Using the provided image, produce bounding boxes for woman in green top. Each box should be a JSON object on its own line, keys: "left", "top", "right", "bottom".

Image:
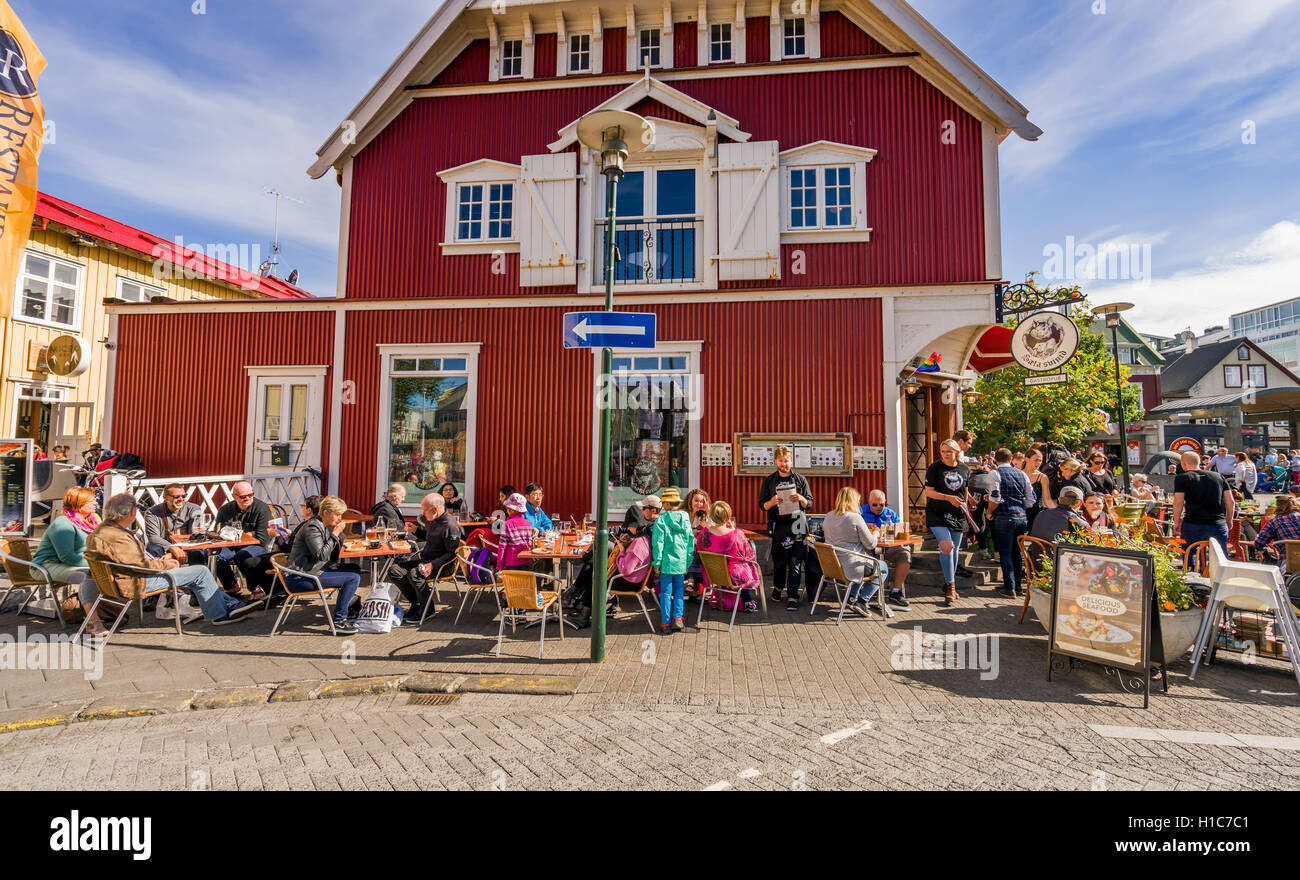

{"left": 651, "top": 487, "right": 695, "bottom": 634}
{"left": 32, "top": 487, "right": 101, "bottom": 632}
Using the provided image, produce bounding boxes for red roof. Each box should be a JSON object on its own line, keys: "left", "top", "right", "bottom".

{"left": 33, "top": 192, "right": 315, "bottom": 300}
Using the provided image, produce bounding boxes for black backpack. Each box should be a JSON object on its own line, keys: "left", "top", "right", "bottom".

{"left": 1041, "top": 443, "right": 1072, "bottom": 485}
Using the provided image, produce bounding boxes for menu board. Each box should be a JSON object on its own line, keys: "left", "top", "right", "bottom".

{"left": 853, "top": 446, "right": 886, "bottom": 470}
{"left": 0, "top": 439, "right": 33, "bottom": 536}
{"left": 732, "top": 433, "right": 853, "bottom": 478}
{"left": 1047, "top": 543, "right": 1165, "bottom": 706}
{"left": 701, "top": 443, "right": 733, "bottom": 467}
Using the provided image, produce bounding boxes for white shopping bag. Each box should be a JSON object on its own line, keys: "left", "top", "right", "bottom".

{"left": 156, "top": 592, "right": 203, "bottom": 623}
{"left": 355, "top": 581, "right": 401, "bottom": 634}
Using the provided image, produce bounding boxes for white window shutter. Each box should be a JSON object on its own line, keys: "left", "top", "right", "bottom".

{"left": 716, "top": 140, "right": 781, "bottom": 281}
{"left": 518, "top": 153, "right": 578, "bottom": 287}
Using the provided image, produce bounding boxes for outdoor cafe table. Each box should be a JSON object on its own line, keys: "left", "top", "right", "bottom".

{"left": 173, "top": 533, "right": 261, "bottom": 575}
{"left": 340, "top": 539, "right": 413, "bottom": 585}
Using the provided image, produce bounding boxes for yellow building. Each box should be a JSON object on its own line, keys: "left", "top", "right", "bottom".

{"left": 2, "top": 192, "right": 313, "bottom": 456}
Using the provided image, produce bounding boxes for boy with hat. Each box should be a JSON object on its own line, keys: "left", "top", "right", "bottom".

{"left": 651, "top": 488, "right": 695, "bottom": 633}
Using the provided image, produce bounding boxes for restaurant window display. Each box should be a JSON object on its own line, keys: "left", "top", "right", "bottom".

{"left": 380, "top": 349, "right": 477, "bottom": 507}
{"left": 602, "top": 349, "right": 700, "bottom": 513}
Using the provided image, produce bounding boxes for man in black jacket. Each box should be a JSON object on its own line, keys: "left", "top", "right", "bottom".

{"left": 214, "top": 481, "right": 273, "bottom": 595}
{"left": 400, "top": 493, "right": 461, "bottom": 618}
{"left": 370, "top": 483, "right": 417, "bottom": 536}
{"left": 759, "top": 446, "right": 813, "bottom": 610}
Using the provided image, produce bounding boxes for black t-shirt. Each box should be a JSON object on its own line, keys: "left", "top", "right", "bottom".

{"left": 1175, "top": 469, "right": 1230, "bottom": 526}
{"left": 924, "top": 461, "right": 970, "bottom": 530}
{"left": 1049, "top": 473, "right": 1094, "bottom": 502}
{"left": 1084, "top": 468, "right": 1116, "bottom": 495}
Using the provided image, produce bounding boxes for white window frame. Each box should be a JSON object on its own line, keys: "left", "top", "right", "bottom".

{"left": 710, "top": 22, "right": 733, "bottom": 63}
{"left": 243, "top": 365, "right": 327, "bottom": 475}
{"left": 1248, "top": 364, "right": 1267, "bottom": 388}
{"left": 598, "top": 161, "right": 706, "bottom": 290}
{"left": 13, "top": 250, "right": 83, "bottom": 332}
{"left": 452, "top": 181, "right": 515, "bottom": 244}
{"left": 569, "top": 33, "right": 592, "bottom": 72}
{"left": 501, "top": 38, "right": 524, "bottom": 78}
{"left": 116, "top": 275, "right": 165, "bottom": 303}
{"left": 437, "top": 159, "right": 522, "bottom": 255}
{"left": 1223, "top": 364, "right": 1242, "bottom": 388}
{"left": 638, "top": 27, "right": 662, "bottom": 69}
{"left": 782, "top": 17, "right": 807, "bottom": 58}
{"left": 778, "top": 141, "right": 876, "bottom": 243}
{"left": 376, "top": 343, "right": 481, "bottom": 514}
{"left": 589, "top": 341, "right": 702, "bottom": 519}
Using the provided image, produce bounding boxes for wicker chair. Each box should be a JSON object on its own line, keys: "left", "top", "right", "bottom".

{"left": 607, "top": 545, "right": 659, "bottom": 633}
{"left": 496, "top": 570, "right": 562, "bottom": 658}
{"left": 74, "top": 553, "right": 185, "bottom": 650}
{"left": 0, "top": 537, "right": 72, "bottom": 625}
{"left": 269, "top": 553, "right": 341, "bottom": 636}
{"left": 806, "top": 540, "right": 883, "bottom": 625}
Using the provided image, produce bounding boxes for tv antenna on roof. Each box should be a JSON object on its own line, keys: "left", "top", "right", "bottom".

{"left": 263, "top": 186, "right": 306, "bottom": 279}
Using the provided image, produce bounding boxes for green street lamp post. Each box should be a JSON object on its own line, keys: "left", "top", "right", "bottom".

{"left": 1092, "top": 301, "right": 1136, "bottom": 495}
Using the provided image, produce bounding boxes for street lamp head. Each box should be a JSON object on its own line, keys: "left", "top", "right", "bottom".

{"left": 576, "top": 109, "right": 654, "bottom": 179}
{"left": 1091, "top": 300, "right": 1135, "bottom": 328}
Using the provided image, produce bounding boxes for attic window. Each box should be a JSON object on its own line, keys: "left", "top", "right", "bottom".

{"left": 501, "top": 39, "right": 523, "bottom": 78}
{"left": 710, "top": 23, "right": 732, "bottom": 62}
{"left": 639, "top": 28, "right": 662, "bottom": 68}
{"left": 1237, "top": 345, "right": 1250, "bottom": 360}
{"left": 782, "top": 18, "right": 806, "bottom": 58}
{"left": 569, "top": 34, "right": 591, "bottom": 72}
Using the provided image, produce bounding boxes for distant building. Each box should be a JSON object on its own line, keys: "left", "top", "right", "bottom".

{"left": 1230, "top": 297, "right": 1300, "bottom": 369}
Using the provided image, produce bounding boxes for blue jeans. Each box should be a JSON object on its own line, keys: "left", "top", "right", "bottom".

{"left": 287, "top": 570, "right": 361, "bottom": 625}
{"left": 215, "top": 544, "right": 271, "bottom": 591}
{"left": 659, "top": 573, "right": 685, "bottom": 625}
{"left": 849, "top": 560, "right": 888, "bottom": 601}
{"left": 929, "top": 526, "right": 964, "bottom": 583}
{"left": 1181, "top": 522, "right": 1229, "bottom": 554}
{"left": 992, "top": 513, "right": 1028, "bottom": 594}
{"left": 144, "top": 565, "right": 238, "bottom": 621}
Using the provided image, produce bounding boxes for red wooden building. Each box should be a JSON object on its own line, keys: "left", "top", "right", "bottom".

{"left": 104, "top": 0, "right": 1038, "bottom": 525}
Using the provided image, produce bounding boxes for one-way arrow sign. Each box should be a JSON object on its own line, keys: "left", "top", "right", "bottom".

{"left": 563, "top": 311, "right": 657, "bottom": 349}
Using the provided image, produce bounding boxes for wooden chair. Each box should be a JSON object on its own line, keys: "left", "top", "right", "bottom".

{"left": 1183, "top": 540, "right": 1210, "bottom": 577}
{"left": 1016, "top": 535, "right": 1054, "bottom": 624}
{"left": 607, "top": 545, "right": 659, "bottom": 633}
{"left": 807, "top": 541, "right": 883, "bottom": 625}
{"left": 269, "top": 553, "right": 341, "bottom": 636}
{"left": 496, "top": 570, "right": 562, "bottom": 658}
{"left": 74, "top": 554, "right": 186, "bottom": 650}
{"left": 0, "top": 537, "right": 72, "bottom": 625}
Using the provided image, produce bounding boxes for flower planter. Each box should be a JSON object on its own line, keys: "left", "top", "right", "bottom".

{"left": 1027, "top": 589, "right": 1205, "bottom": 663}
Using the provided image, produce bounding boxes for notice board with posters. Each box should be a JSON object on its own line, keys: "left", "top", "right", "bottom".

{"left": 1047, "top": 543, "right": 1166, "bottom": 707}
{"left": 0, "top": 439, "right": 33, "bottom": 536}
{"left": 732, "top": 433, "right": 853, "bottom": 478}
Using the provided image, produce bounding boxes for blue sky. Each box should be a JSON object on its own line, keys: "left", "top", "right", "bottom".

{"left": 15, "top": 0, "right": 1300, "bottom": 337}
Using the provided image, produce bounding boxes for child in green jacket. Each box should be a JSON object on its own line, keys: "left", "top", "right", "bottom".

{"left": 651, "top": 488, "right": 695, "bottom": 633}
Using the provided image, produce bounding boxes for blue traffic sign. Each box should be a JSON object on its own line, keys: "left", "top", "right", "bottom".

{"left": 562, "top": 311, "right": 657, "bottom": 349}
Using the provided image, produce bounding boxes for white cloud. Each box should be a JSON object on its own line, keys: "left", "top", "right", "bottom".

{"left": 1092, "top": 220, "right": 1300, "bottom": 337}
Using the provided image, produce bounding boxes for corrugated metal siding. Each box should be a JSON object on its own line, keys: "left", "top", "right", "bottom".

{"left": 820, "top": 10, "right": 888, "bottom": 56}
{"left": 431, "top": 38, "right": 488, "bottom": 85}
{"left": 534, "top": 33, "right": 557, "bottom": 78}
{"left": 111, "top": 311, "right": 334, "bottom": 480}
{"left": 603, "top": 27, "right": 627, "bottom": 73}
{"left": 746, "top": 16, "right": 770, "bottom": 62}
{"left": 674, "top": 27, "right": 695, "bottom": 68}
{"left": 349, "top": 65, "right": 985, "bottom": 297}
{"left": 339, "top": 298, "right": 884, "bottom": 521}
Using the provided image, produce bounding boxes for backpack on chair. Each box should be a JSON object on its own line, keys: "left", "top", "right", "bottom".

{"left": 466, "top": 546, "right": 495, "bottom": 584}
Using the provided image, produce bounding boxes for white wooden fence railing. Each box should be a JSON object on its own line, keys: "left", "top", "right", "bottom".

{"left": 104, "top": 471, "right": 323, "bottom": 527}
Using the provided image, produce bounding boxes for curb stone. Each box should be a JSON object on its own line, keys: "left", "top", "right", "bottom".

{"left": 0, "top": 669, "right": 582, "bottom": 734}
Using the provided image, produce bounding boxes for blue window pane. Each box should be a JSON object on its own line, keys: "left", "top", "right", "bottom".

{"left": 614, "top": 171, "right": 644, "bottom": 218}
{"left": 442, "top": 358, "right": 467, "bottom": 371}
{"left": 613, "top": 228, "right": 645, "bottom": 281}
{"left": 657, "top": 226, "right": 696, "bottom": 280}
{"left": 663, "top": 356, "right": 686, "bottom": 370}
{"left": 791, "top": 189, "right": 805, "bottom": 208}
{"left": 611, "top": 358, "right": 632, "bottom": 371}
{"left": 656, "top": 169, "right": 695, "bottom": 216}
{"left": 633, "top": 357, "right": 659, "bottom": 370}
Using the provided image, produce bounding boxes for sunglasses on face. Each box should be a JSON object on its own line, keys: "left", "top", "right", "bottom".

{"left": 235, "top": 493, "right": 254, "bottom": 501}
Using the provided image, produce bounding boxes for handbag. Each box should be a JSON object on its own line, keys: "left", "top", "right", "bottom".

{"left": 60, "top": 594, "right": 86, "bottom": 624}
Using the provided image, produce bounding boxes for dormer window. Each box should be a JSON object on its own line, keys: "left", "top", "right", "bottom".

{"left": 710, "top": 23, "right": 732, "bottom": 62}
{"left": 569, "top": 34, "right": 592, "bottom": 72}
{"left": 782, "top": 18, "right": 806, "bottom": 58}
{"left": 501, "top": 39, "right": 523, "bottom": 78}
{"left": 638, "top": 28, "right": 662, "bottom": 68}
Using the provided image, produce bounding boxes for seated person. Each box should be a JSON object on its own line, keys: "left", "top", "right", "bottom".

{"left": 1029, "top": 487, "right": 1090, "bottom": 543}
{"left": 568, "top": 526, "right": 653, "bottom": 629}
{"left": 285, "top": 495, "right": 359, "bottom": 635}
{"left": 695, "top": 500, "right": 761, "bottom": 613}
{"left": 1253, "top": 495, "right": 1300, "bottom": 565}
{"left": 1082, "top": 493, "right": 1114, "bottom": 531}
{"left": 822, "top": 488, "right": 886, "bottom": 616}
{"left": 86, "top": 493, "right": 254, "bottom": 626}
{"left": 496, "top": 493, "right": 536, "bottom": 571}
{"left": 142, "top": 483, "right": 207, "bottom": 565}
{"left": 1129, "top": 474, "right": 1159, "bottom": 502}
{"left": 399, "top": 493, "right": 461, "bottom": 618}
{"left": 523, "top": 483, "right": 554, "bottom": 532}
{"left": 859, "top": 489, "right": 912, "bottom": 609}
{"left": 213, "top": 481, "right": 274, "bottom": 598}
{"left": 438, "top": 482, "right": 465, "bottom": 516}
{"left": 371, "top": 483, "right": 417, "bottom": 535}
{"left": 488, "top": 484, "right": 517, "bottom": 532}
{"left": 32, "top": 488, "right": 100, "bottom": 632}
{"left": 621, "top": 494, "right": 662, "bottom": 537}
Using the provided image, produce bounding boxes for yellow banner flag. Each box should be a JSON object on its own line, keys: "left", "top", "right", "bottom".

{"left": 0, "top": 0, "right": 43, "bottom": 319}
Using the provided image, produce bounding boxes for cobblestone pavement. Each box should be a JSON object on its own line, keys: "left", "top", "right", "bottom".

{"left": 2, "top": 578, "right": 1298, "bottom": 789}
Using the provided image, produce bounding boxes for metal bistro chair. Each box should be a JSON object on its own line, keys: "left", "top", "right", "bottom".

{"left": 496, "top": 570, "right": 563, "bottom": 658}
{"left": 450, "top": 546, "right": 504, "bottom": 626}
{"left": 1016, "top": 535, "right": 1054, "bottom": 625}
{"left": 0, "top": 537, "right": 73, "bottom": 625}
{"left": 606, "top": 545, "right": 660, "bottom": 634}
{"left": 697, "top": 549, "right": 767, "bottom": 632}
{"left": 807, "top": 540, "right": 886, "bottom": 626}
{"left": 419, "top": 544, "right": 473, "bottom": 625}
{"left": 74, "top": 554, "right": 186, "bottom": 650}
{"left": 269, "top": 553, "right": 341, "bottom": 636}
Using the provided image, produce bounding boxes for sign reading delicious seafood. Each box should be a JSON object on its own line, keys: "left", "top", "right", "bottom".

{"left": 1010, "top": 310, "right": 1079, "bottom": 372}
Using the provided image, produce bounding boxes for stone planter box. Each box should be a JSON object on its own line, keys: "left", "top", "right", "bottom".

{"left": 1026, "top": 589, "right": 1205, "bottom": 664}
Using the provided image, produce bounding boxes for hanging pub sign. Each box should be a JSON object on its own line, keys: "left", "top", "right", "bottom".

{"left": 1046, "top": 543, "right": 1167, "bottom": 708}
{"left": 1010, "top": 310, "right": 1080, "bottom": 372}
{"left": 1169, "top": 437, "right": 1202, "bottom": 455}
{"left": 0, "top": 439, "right": 33, "bottom": 536}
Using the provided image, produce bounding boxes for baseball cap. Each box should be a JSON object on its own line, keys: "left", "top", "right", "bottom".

{"left": 640, "top": 494, "right": 662, "bottom": 510}
{"left": 1058, "top": 486, "right": 1084, "bottom": 502}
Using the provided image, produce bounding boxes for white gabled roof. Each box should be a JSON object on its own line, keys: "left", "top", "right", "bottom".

{"left": 307, "top": 0, "right": 1039, "bottom": 179}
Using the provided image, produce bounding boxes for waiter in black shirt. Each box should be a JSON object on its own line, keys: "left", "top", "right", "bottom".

{"left": 759, "top": 445, "right": 813, "bottom": 611}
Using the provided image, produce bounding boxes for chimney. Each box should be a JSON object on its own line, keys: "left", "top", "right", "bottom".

{"left": 1178, "top": 329, "right": 1197, "bottom": 353}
